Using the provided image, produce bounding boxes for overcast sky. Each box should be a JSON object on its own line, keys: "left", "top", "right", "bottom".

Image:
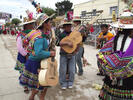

{"left": 0, "top": 0, "right": 90, "bottom": 18}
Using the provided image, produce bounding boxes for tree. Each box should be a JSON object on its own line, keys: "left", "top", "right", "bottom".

{"left": 11, "top": 18, "right": 21, "bottom": 25}
{"left": 42, "top": 7, "right": 56, "bottom": 16}
{"left": 55, "top": 0, "right": 73, "bottom": 16}
{"left": 122, "top": 0, "right": 133, "bottom": 12}
{"left": 122, "top": 0, "right": 129, "bottom": 3}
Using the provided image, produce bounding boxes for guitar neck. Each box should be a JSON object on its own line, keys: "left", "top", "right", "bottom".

{"left": 50, "top": 38, "right": 56, "bottom": 62}
{"left": 51, "top": 57, "right": 55, "bottom": 62}
{"left": 74, "top": 25, "right": 86, "bottom": 36}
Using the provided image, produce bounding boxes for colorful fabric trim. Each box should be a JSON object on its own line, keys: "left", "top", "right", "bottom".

{"left": 14, "top": 60, "right": 25, "bottom": 73}
{"left": 99, "top": 83, "right": 133, "bottom": 100}
{"left": 99, "top": 39, "right": 113, "bottom": 54}
{"left": 16, "top": 30, "right": 32, "bottom": 40}
{"left": 16, "top": 32, "right": 26, "bottom": 39}
{"left": 98, "top": 52, "right": 133, "bottom": 79}
{"left": 19, "top": 69, "right": 48, "bottom": 91}
{"left": 22, "top": 30, "right": 42, "bottom": 54}
{"left": 19, "top": 59, "right": 50, "bottom": 91}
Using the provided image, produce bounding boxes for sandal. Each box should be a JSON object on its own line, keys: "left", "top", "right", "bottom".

{"left": 29, "top": 97, "right": 34, "bottom": 100}
{"left": 24, "top": 87, "right": 29, "bottom": 94}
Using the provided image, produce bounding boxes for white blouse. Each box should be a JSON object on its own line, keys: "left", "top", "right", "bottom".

{"left": 116, "top": 35, "right": 132, "bottom": 52}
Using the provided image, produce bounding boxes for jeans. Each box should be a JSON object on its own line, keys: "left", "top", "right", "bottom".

{"left": 59, "top": 55, "right": 75, "bottom": 87}
{"left": 76, "top": 46, "right": 84, "bottom": 74}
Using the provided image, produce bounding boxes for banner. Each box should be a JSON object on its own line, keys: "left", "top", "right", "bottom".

{"left": 112, "top": 10, "right": 116, "bottom": 22}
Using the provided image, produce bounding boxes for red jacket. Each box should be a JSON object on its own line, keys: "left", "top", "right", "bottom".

{"left": 11, "top": 30, "right": 15, "bottom": 35}
{"left": 3, "top": 30, "right": 7, "bottom": 35}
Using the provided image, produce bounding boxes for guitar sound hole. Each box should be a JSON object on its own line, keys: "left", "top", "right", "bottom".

{"left": 50, "top": 77, "right": 55, "bottom": 79}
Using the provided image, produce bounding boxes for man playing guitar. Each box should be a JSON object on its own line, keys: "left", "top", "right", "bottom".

{"left": 57, "top": 20, "right": 76, "bottom": 90}
{"left": 97, "top": 24, "right": 114, "bottom": 76}
{"left": 97, "top": 24, "right": 114, "bottom": 49}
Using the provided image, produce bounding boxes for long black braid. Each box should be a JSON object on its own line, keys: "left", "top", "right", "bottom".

{"left": 113, "top": 32, "right": 120, "bottom": 52}
{"left": 113, "top": 29, "right": 131, "bottom": 52}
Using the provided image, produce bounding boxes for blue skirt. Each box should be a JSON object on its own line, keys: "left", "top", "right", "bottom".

{"left": 15, "top": 53, "right": 26, "bottom": 73}
{"left": 19, "top": 59, "right": 48, "bottom": 91}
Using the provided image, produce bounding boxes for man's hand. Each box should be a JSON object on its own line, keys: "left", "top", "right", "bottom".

{"left": 50, "top": 51, "right": 56, "bottom": 57}
{"left": 67, "top": 42, "right": 73, "bottom": 48}
{"left": 60, "top": 40, "right": 73, "bottom": 48}
{"left": 97, "top": 37, "right": 106, "bottom": 41}
{"left": 100, "top": 37, "right": 106, "bottom": 41}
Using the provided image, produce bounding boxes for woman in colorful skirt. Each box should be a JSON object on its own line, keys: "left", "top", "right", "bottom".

{"left": 97, "top": 11, "right": 133, "bottom": 100}
{"left": 15, "top": 20, "right": 35, "bottom": 93}
{"left": 19, "top": 13, "right": 55, "bottom": 100}
{"left": 15, "top": 20, "right": 35, "bottom": 73}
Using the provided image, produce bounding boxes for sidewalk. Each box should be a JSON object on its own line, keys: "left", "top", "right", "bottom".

{"left": 0, "top": 35, "right": 34, "bottom": 100}
{"left": 0, "top": 34, "right": 103, "bottom": 100}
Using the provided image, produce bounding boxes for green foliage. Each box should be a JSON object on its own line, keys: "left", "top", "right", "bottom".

{"left": 11, "top": 18, "right": 21, "bottom": 25}
{"left": 42, "top": 7, "right": 56, "bottom": 16}
{"left": 55, "top": 0, "right": 73, "bottom": 16}
{"left": 122, "top": 0, "right": 129, "bottom": 3}
{"left": 122, "top": 0, "right": 133, "bottom": 12}
{"left": 5, "top": 22, "right": 11, "bottom": 27}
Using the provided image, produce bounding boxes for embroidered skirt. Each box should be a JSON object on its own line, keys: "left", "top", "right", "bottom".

{"left": 99, "top": 76, "right": 133, "bottom": 100}
{"left": 15, "top": 53, "right": 26, "bottom": 73}
{"left": 19, "top": 59, "right": 49, "bottom": 91}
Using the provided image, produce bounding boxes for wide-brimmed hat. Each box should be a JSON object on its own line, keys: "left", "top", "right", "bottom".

{"left": 35, "top": 13, "right": 50, "bottom": 29}
{"left": 19, "top": 19, "right": 36, "bottom": 26}
{"left": 19, "top": 10, "right": 36, "bottom": 26}
{"left": 73, "top": 16, "right": 81, "bottom": 22}
{"left": 59, "top": 19, "right": 72, "bottom": 27}
{"left": 111, "top": 12, "right": 133, "bottom": 29}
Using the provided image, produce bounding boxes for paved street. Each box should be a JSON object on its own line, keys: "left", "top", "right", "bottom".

{"left": 0, "top": 34, "right": 103, "bottom": 100}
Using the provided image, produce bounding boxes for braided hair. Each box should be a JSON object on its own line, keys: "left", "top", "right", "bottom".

{"left": 113, "top": 29, "right": 131, "bottom": 52}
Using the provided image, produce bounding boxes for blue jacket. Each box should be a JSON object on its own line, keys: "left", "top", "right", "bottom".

{"left": 29, "top": 38, "right": 50, "bottom": 61}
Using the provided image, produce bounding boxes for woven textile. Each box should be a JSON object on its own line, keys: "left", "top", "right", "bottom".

{"left": 99, "top": 83, "right": 133, "bottom": 100}
{"left": 97, "top": 38, "right": 133, "bottom": 79}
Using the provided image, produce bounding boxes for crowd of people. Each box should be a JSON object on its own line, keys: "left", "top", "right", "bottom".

{"left": 0, "top": 28, "right": 20, "bottom": 35}
{"left": 13, "top": 11, "right": 90, "bottom": 100}
{"left": 5, "top": 7, "right": 133, "bottom": 100}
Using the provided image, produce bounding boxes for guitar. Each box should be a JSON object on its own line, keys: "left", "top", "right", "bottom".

{"left": 60, "top": 26, "right": 82, "bottom": 53}
{"left": 38, "top": 29, "right": 58, "bottom": 86}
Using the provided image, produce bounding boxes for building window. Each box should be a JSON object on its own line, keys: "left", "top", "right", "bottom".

{"left": 110, "top": 6, "right": 118, "bottom": 15}
{"left": 81, "top": 11, "right": 86, "bottom": 17}
{"left": 92, "top": 9, "right": 96, "bottom": 16}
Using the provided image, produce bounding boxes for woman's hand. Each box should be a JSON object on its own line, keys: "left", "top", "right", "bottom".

{"left": 38, "top": 69, "right": 41, "bottom": 73}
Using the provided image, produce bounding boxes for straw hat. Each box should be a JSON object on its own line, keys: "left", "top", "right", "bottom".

{"left": 73, "top": 16, "right": 81, "bottom": 21}
{"left": 19, "top": 19, "right": 36, "bottom": 26}
{"left": 19, "top": 10, "right": 36, "bottom": 26}
{"left": 111, "top": 12, "right": 133, "bottom": 29}
{"left": 35, "top": 13, "right": 50, "bottom": 29}
{"left": 59, "top": 19, "right": 72, "bottom": 27}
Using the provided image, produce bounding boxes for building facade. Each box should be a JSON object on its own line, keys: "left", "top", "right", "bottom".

{"left": 74, "top": 0, "right": 127, "bottom": 19}
{"left": 0, "top": 12, "right": 12, "bottom": 23}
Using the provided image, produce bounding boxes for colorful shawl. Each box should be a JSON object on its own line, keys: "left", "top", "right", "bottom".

{"left": 22, "top": 30, "right": 42, "bottom": 53}
{"left": 97, "top": 37, "right": 133, "bottom": 79}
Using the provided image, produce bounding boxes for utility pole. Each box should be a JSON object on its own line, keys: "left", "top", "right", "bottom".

{"left": 117, "top": 0, "right": 120, "bottom": 18}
